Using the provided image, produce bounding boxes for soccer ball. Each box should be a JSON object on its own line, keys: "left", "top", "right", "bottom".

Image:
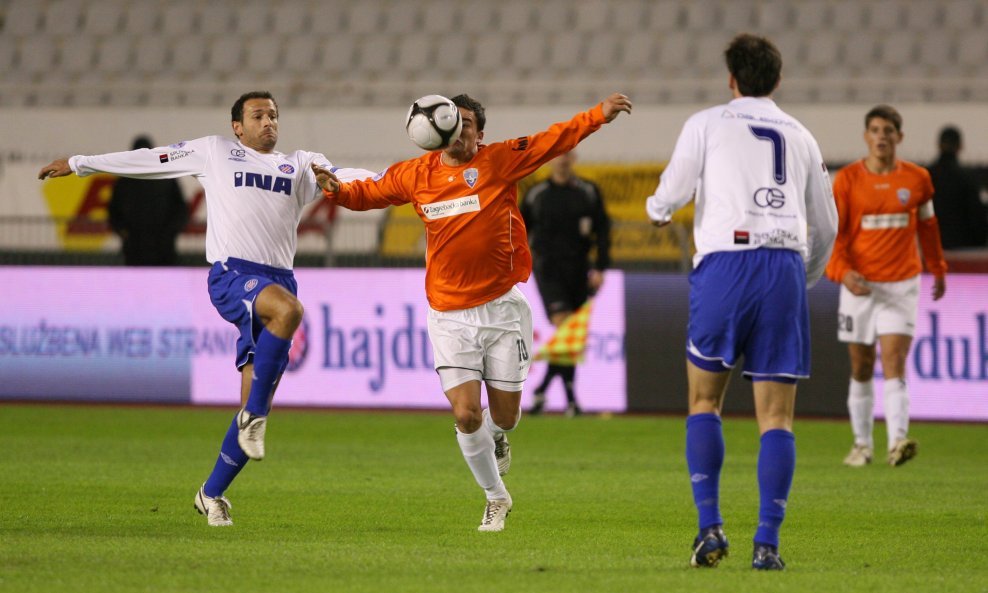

{"left": 405, "top": 95, "right": 462, "bottom": 151}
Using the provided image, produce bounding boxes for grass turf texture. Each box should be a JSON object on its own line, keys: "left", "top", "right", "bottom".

{"left": 0, "top": 405, "right": 985, "bottom": 593}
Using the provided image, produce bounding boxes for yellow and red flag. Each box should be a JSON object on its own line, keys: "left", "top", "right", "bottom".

{"left": 534, "top": 299, "right": 593, "bottom": 365}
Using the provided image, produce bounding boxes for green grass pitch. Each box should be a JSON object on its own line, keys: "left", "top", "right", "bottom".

{"left": 1, "top": 404, "right": 986, "bottom": 593}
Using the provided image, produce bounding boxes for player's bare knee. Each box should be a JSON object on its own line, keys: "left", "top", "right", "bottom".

{"left": 491, "top": 407, "right": 520, "bottom": 431}
{"left": 454, "top": 408, "right": 483, "bottom": 433}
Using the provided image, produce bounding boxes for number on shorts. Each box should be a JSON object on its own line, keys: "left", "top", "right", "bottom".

{"left": 749, "top": 125, "right": 787, "bottom": 185}
{"left": 838, "top": 313, "right": 853, "bottom": 332}
{"left": 516, "top": 339, "right": 529, "bottom": 362}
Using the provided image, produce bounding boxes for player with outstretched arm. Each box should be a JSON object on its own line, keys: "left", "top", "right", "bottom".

{"left": 315, "top": 92, "right": 631, "bottom": 532}
{"left": 38, "top": 91, "right": 374, "bottom": 526}
{"left": 645, "top": 35, "right": 838, "bottom": 570}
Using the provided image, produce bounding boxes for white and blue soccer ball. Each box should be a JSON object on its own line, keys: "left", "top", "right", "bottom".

{"left": 405, "top": 94, "right": 462, "bottom": 151}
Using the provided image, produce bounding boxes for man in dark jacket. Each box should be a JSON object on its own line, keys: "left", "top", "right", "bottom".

{"left": 520, "top": 151, "right": 611, "bottom": 416}
{"left": 928, "top": 126, "right": 987, "bottom": 249}
{"left": 108, "top": 135, "right": 189, "bottom": 265}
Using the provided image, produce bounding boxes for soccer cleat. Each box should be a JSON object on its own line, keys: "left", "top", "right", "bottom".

{"left": 564, "top": 403, "right": 583, "bottom": 418}
{"left": 478, "top": 494, "right": 512, "bottom": 532}
{"left": 194, "top": 485, "right": 233, "bottom": 527}
{"left": 843, "top": 444, "right": 873, "bottom": 467}
{"left": 888, "top": 438, "right": 918, "bottom": 467}
{"left": 690, "top": 525, "right": 729, "bottom": 567}
{"left": 236, "top": 408, "right": 267, "bottom": 460}
{"left": 493, "top": 432, "right": 511, "bottom": 476}
{"left": 752, "top": 543, "right": 786, "bottom": 570}
{"left": 528, "top": 392, "right": 546, "bottom": 416}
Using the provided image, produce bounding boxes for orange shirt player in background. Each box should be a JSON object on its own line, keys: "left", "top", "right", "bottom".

{"left": 314, "top": 92, "right": 631, "bottom": 532}
{"left": 825, "top": 104, "right": 947, "bottom": 469}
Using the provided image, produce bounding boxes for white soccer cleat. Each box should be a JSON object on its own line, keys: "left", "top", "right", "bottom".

{"left": 493, "top": 433, "right": 511, "bottom": 476}
{"left": 194, "top": 485, "right": 233, "bottom": 527}
{"left": 478, "top": 495, "right": 513, "bottom": 532}
{"left": 237, "top": 408, "right": 267, "bottom": 460}
{"left": 843, "top": 444, "right": 873, "bottom": 467}
{"left": 888, "top": 438, "right": 918, "bottom": 467}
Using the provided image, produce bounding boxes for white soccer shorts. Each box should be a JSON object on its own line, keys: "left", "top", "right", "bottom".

{"left": 428, "top": 286, "right": 534, "bottom": 392}
{"left": 837, "top": 275, "right": 920, "bottom": 345}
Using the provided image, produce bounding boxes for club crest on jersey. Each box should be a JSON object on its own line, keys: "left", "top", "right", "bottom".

{"left": 233, "top": 172, "right": 293, "bottom": 195}
{"left": 463, "top": 168, "right": 478, "bottom": 188}
{"left": 897, "top": 188, "right": 911, "bottom": 205}
{"left": 279, "top": 164, "right": 295, "bottom": 174}
{"left": 244, "top": 279, "right": 258, "bottom": 292}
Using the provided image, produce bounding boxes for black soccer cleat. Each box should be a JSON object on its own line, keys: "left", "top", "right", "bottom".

{"left": 690, "top": 525, "right": 729, "bottom": 567}
{"left": 751, "top": 543, "right": 786, "bottom": 570}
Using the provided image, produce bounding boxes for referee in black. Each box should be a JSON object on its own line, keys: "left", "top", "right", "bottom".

{"left": 520, "top": 150, "right": 611, "bottom": 417}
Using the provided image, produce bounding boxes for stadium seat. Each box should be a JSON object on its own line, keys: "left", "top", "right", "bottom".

{"left": 879, "top": 35, "right": 916, "bottom": 72}
{"left": 2, "top": 0, "right": 45, "bottom": 35}
{"left": 283, "top": 37, "right": 321, "bottom": 74}
{"left": 915, "top": 32, "right": 956, "bottom": 74}
{"left": 533, "top": 0, "right": 575, "bottom": 32}
{"left": 509, "top": 32, "right": 549, "bottom": 76}
{"left": 235, "top": 0, "right": 273, "bottom": 35}
{"left": 683, "top": 1, "right": 721, "bottom": 30}
{"left": 199, "top": 4, "right": 235, "bottom": 34}
{"left": 583, "top": 33, "right": 621, "bottom": 75}
{"left": 956, "top": 30, "right": 988, "bottom": 69}
{"left": 0, "top": 36, "right": 17, "bottom": 72}
{"left": 18, "top": 36, "right": 58, "bottom": 75}
{"left": 208, "top": 38, "right": 244, "bottom": 73}
{"left": 867, "top": 0, "right": 904, "bottom": 31}
{"left": 648, "top": 0, "right": 685, "bottom": 31}
{"left": 58, "top": 36, "right": 97, "bottom": 76}
{"left": 497, "top": 0, "right": 536, "bottom": 32}
{"left": 792, "top": 0, "right": 832, "bottom": 30}
{"left": 654, "top": 31, "right": 694, "bottom": 78}
{"left": 345, "top": 2, "right": 384, "bottom": 34}
{"left": 161, "top": 1, "right": 199, "bottom": 35}
{"left": 841, "top": 34, "right": 877, "bottom": 70}
{"left": 719, "top": 2, "right": 754, "bottom": 32}
{"left": 122, "top": 3, "right": 160, "bottom": 34}
{"left": 470, "top": 33, "right": 510, "bottom": 75}
{"left": 573, "top": 0, "right": 609, "bottom": 32}
{"left": 903, "top": 0, "right": 942, "bottom": 30}
{"left": 693, "top": 31, "right": 728, "bottom": 77}
{"left": 356, "top": 36, "right": 394, "bottom": 75}
{"left": 419, "top": 0, "right": 458, "bottom": 34}
{"left": 457, "top": 1, "right": 497, "bottom": 34}
{"left": 547, "top": 32, "right": 585, "bottom": 75}
{"left": 383, "top": 1, "right": 423, "bottom": 33}
{"left": 753, "top": 0, "right": 793, "bottom": 32}
{"left": 244, "top": 37, "right": 283, "bottom": 75}
{"left": 611, "top": 0, "right": 650, "bottom": 31}
{"left": 832, "top": 0, "right": 869, "bottom": 31}
{"left": 271, "top": 1, "right": 312, "bottom": 34}
{"left": 135, "top": 35, "right": 171, "bottom": 74}
{"left": 95, "top": 36, "right": 134, "bottom": 74}
{"left": 942, "top": 0, "right": 983, "bottom": 29}
{"left": 318, "top": 35, "right": 359, "bottom": 78}
{"left": 394, "top": 36, "right": 434, "bottom": 76}
{"left": 434, "top": 35, "right": 470, "bottom": 79}
{"left": 82, "top": 1, "right": 127, "bottom": 35}
{"left": 44, "top": 0, "right": 86, "bottom": 35}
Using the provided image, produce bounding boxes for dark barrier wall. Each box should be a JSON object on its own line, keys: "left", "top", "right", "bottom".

{"left": 625, "top": 273, "right": 850, "bottom": 416}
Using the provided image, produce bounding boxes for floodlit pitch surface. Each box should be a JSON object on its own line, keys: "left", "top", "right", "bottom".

{"left": 0, "top": 404, "right": 984, "bottom": 593}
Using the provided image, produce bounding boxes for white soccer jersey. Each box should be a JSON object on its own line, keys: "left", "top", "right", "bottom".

{"left": 646, "top": 96, "right": 838, "bottom": 286}
{"left": 69, "top": 136, "right": 374, "bottom": 269}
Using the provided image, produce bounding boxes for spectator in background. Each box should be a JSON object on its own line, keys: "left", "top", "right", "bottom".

{"left": 107, "top": 136, "right": 189, "bottom": 266}
{"left": 927, "top": 126, "right": 988, "bottom": 249}
{"left": 520, "top": 151, "right": 611, "bottom": 417}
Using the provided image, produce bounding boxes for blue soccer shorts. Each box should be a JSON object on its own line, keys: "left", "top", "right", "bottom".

{"left": 686, "top": 248, "right": 810, "bottom": 383}
{"left": 207, "top": 257, "right": 298, "bottom": 369}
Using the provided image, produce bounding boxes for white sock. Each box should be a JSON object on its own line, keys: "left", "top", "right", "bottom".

{"left": 847, "top": 378, "right": 875, "bottom": 449}
{"left": 456, "top": 423, "right": 509, "bottom": 501}
{"left": 482, "top": 407, "right": 520, "bottom": 437}
{"left": 883, "top": 377, "right": 910, "bottom": 450}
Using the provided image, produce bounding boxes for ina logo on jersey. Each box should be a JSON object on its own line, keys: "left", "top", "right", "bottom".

{"left": 233, "top": 172, "right": 292, "bottom": 195}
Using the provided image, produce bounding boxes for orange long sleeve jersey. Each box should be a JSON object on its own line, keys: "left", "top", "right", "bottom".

{"left": 825, "top": 159, "right": 947, "bottom": 284}
{"left": 325, "top": 104, "right": 606, "bottom": 311}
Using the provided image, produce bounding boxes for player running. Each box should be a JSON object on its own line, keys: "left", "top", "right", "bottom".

{"left": 646, "top": 34, "right": 838, "bottom": 570}
{"left": 38, "top": 91, "right": 373, "bottom": 526}
{"left": 825, "top": 105, "right": 947, "bottom": 469}
{"left": 315, "top": 92, "right": 631, "bottom": 532}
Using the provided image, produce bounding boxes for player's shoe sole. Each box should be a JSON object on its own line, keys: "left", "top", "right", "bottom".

{"left": 690, "top": 525, "right": 729, "bottom": 567}
{"left": 888, "top": 438, "right": 918, "bottom": 467}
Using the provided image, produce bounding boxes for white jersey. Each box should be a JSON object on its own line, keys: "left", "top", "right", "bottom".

{"left": 646, "top": 96, "right": 838, "bottom": 286}
{"left": 69, "top": 135, "right": 373, "bottom": 269}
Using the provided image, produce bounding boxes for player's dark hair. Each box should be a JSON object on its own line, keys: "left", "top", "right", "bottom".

{"left": 724, "top": 34, "right": 782, "bottom": 97}
{"left": 231, "top": 91, "right": 278, "bottom": 122}
{"left": 451, "top": 94, "right": 486, "bottom": 132}
{"left": 938, "top": 125, "right": 962, "bottom": 153}
{"left": 864, "top": 104, "right": 903, "bottom": 133}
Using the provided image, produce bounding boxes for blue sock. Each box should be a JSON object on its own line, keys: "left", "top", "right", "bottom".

{"left": 686, "top": 413, "right": 724, "bottom": 531}
{"left": 245, "top": 328, "right": 292, "bottom": 416}
{"left": 203, "top": 415, "right": 249, "bottom": 498}
{"left": 754, "top": 429, "right": 796, "bottom": 548}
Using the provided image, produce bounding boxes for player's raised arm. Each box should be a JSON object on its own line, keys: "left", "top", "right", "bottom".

{"left": 313, "top": 162, "right": 409, "bottom": 211}
{"left": 40, "top": 138, "right": 211, "bottom": 182}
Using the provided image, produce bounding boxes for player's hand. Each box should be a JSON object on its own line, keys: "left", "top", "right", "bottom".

{"left": 932, "top": 276, "right": 946, "bottom": 301}
{"left": 842, "top": 270, "right": 871, "bottom": 296}
{"left": 650, "top": 218, "right": 672, "bottom": 228}
{"left": 588, "top": 269, "right": 604, "bottom": 296}
{"left": 311, "top": 163, "right": 340, "bottom": 193}
{"left": 602, "top": 93, "right": 632, "bottom": 122}
{"left": 38, "top": 158, "right": 72, "bottom": 180}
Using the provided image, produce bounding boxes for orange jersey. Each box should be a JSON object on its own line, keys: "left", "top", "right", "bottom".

{"left": 327, "top": 104, "right": 606, "bottom": 311}
{"left": 825, "top": 159, "right": 947, "bottom": 283}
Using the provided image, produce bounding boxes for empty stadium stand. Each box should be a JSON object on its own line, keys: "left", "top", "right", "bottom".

{"left": 1, "top": 0, "right": 986, "bottom": 108}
